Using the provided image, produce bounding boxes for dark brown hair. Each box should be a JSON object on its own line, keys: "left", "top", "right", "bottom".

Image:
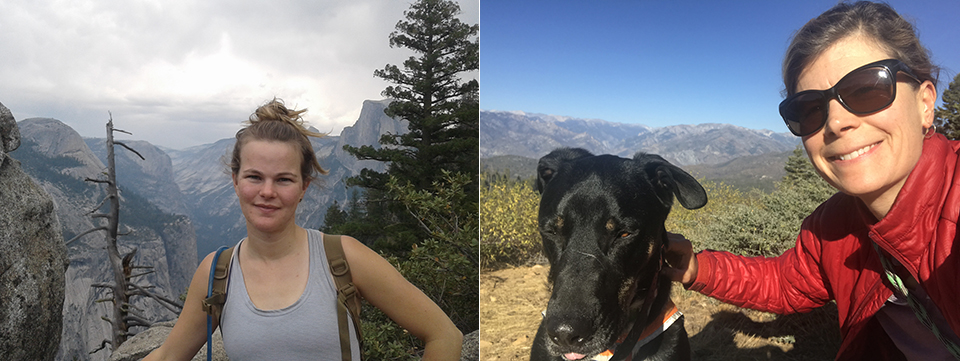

{"left": 782, "top": 1, "right": 939, "bottom": 96}
{"left": 230, "top": 98, "right": 327, "bottom": 184}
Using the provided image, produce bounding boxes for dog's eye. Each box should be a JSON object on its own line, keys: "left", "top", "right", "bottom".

{"left": 619, "top": 232, "right": 632, "bottom": 239}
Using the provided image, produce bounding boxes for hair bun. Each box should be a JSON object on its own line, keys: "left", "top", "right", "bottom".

{"left": 247, "top": 98, "right": 324, "bottom": 138}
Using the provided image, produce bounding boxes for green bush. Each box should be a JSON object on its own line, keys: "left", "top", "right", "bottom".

{"left": 359, "top": 171, "right": 478, "bottom": 360}
{"left": 670, "top": 147, "right": 836, "bottom": 257}
{"left": 479, "top": 172, "right": 542, "bottom": 269}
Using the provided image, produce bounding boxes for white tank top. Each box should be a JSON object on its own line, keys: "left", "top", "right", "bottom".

{"left": 220, "top": 230, "right": 361, "bottom": 360}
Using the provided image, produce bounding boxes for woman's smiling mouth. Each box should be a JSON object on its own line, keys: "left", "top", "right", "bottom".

{"left": 832, "top": 142, "right": 879, "bottom": 161}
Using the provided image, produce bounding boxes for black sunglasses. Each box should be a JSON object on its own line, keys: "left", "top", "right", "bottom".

{"left": 779, "top": 59, "right": 921, "bottom": 137}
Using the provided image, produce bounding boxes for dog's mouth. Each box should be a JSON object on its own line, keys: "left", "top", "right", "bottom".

{"left": 544, "top": 276, "right": 653, "bottom": 359}
{"left": 562, "top": 352, "right": 588, "bottom": 361}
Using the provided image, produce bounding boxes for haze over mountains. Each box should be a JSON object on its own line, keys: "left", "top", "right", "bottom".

{"left": 12, "top": 99, "right": 404, "bottom": 360}
{"left": 480, "top": 110, "right": 801, "bottom": 190}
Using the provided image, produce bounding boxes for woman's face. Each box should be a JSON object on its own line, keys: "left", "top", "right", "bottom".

{"left": 232, "top": 140, "right": 308, "bottom": 235}
{"left": 797, "top": 36, "right": 936, "bottom": 217}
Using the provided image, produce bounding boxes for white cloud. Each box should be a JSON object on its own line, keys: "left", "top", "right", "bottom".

{"left": 0, "top": 0, "right": 479, "bottom": 149}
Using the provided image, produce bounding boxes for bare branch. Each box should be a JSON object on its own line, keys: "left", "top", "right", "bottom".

{"left": 89, "top": 340, "right": 111, "bottom": 355}
{"left": 127, "top": 270, "right": 155, "bottom": 279}
{"left": 91, "top": 282, "right": 114, "bottom": 288}
{"left": 86, "top": 195, "right": 113, "bottom": 215}
{"left": 128, "top": 282, "right": 183, "bottom": 313}
{"left": 112, "top": 128, "right": 133, "bottom": 135}
{"left": 114, "top": 141, "right": 145, "bottom": 160}
{"left": 124, "top": 314, "right": 152, "bottom": 328}
{"left": 83, "top": 177, "right": 112, "bottom": 185}
{"left": 95, "top": 298, "right": 114, "bottom": 304}
{"left": 66, "top": 227, "right": 109, "bottom": 245}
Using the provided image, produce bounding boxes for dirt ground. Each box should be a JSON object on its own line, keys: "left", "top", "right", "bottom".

{"left": 479, "top": 265, "right": 841, "bottom": 361}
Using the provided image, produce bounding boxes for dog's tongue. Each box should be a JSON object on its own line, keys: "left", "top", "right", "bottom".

{"left": 563, "top": 353, "right": 587, "bottom": 360}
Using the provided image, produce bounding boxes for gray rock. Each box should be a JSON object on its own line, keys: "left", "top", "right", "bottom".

{"left": 461, "top": 330, "right": 478, "bottom": 361}
{"left": 0, "top": 118, "right": 68, "bottom": 360}
{"left": 109, "top": 320, "right": 227, "bottom": 361}
{"left": 0, "top": 101, "right": 21, "bottom": 165}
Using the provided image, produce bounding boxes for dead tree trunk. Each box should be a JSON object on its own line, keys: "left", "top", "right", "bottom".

{"left": 103, "top": 117, "right": 130, "bottom": 348}
{"left": 69, "top": 114, "right": 182, "bottom": 354}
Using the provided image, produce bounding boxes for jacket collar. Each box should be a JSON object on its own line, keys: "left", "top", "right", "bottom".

{"left": 869, "top": 134, "right": 952, "bottom": 276}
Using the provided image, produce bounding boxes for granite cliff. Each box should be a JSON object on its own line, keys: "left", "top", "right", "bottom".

{"left": 14, "top": 118, "right": 197, "bottom": 361}
{"left": 0, "top": 102, "right": 69, "bottom": 360}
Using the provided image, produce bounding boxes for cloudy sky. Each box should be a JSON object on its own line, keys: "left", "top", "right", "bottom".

{"left": 482, "top": 0, "right": 960, "bottom": 132}
{"left": 0, "top": 0, "right": 479, "bottom": 149}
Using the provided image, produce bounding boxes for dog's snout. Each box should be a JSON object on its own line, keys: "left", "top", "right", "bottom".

{"left": 546, "top": 318, "right": 593, "bottom": 349}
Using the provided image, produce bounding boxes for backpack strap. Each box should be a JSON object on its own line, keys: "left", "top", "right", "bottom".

{"left": 202, "top": 245, "right": 233, "bottom": 361}
{"left": 198, "top": 236, "right": 363, "bottom": 360}
{"left": 323, "top": 233, "right": 363, "bottom": 361}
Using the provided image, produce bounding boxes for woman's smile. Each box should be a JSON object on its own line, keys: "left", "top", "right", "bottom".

{"left": 829, "top": 141, "right": 880, "bottom": 162}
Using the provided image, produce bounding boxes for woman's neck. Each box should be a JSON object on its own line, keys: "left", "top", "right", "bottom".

{"left": 243, "top": 224, "right": 306, "bottom": 261}
{"left": 860, "top": 176, "right": 909, "bottom": 221}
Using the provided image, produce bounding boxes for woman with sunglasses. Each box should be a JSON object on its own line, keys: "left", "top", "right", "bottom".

{"left": 664, "top": 2, "right": 960, "bottom": 359}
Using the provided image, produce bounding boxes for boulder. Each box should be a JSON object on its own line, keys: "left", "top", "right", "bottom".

{"left": 0, "top": 112, "right": 68, "bottom": 360}
{"left": 109, "top": 320, "right": 227, "bottom": 361}
{"left": 461, "top": 330, "right": 478, "bottom": 361}
{"left": 0, "top": 101, "right": 19, "bottom": 165}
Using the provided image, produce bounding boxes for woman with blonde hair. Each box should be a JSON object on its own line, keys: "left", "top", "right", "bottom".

{"left": 145, "top": 99, "right": 462, "bottom": 360}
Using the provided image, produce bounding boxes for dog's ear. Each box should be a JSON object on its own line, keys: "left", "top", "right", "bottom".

{"left": 636, "top": 153, "right": 708, "bottom": 210}
{"left": 537, "top": 148, "right": 593, "bottom": 194}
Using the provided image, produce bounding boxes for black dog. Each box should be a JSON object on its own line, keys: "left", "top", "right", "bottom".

{"left": 530, "top": 148, "right": 706, "bottom": 361}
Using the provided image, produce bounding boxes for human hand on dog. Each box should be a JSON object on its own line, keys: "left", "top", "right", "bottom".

{"left": 663, "top": 232, "right": 698, "bottom": 288}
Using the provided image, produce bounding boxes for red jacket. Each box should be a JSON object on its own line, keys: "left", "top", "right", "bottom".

{"left": 690, "top": 134, "right": 960, "bottom": 360}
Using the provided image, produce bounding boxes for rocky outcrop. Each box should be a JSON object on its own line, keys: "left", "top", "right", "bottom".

{"left": 0, "top": 102, "right": 20, "bottom": 164}
{"left": 461, "top": 330, "right": 478, "bottom": 361}
{"left": 109, "top": 320, "right": 227, "bottom": 361}
{"left": 14, "top": 118, "right": 198, "bottom": 361}
{"left": 0, "top": 111, "right": 69, "bottom": 360}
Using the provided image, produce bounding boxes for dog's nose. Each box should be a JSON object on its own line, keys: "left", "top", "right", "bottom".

{"left": 546, "top": 319, "right": 592, "bottom": 349}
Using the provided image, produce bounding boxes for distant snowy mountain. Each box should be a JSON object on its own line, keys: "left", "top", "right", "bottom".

{"left": 480, "top": 110, "right": 798, "bottom": 166}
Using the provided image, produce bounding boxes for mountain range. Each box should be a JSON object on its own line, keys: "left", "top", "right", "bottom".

{"left": 12, "top": 98, "right": 405, "bottom": 361}
{"left": 480, "top": 110, "right": 802, "bottom": 191}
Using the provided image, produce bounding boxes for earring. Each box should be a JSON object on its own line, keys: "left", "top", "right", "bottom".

{"left": 924, "top": 124, "right": 937, "bottom": 139}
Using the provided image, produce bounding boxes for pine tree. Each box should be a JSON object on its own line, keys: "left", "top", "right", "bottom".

{"left": 934, "top": 72, "right": 960, "bottom": 140}
{"left": 782, "top": 145, "right": 821, "bottom": 185}
{"left": 320, "top": 201, "right": 347, "bottom": 233}
{"left": 344, "top": 0, "right": 479, "bottom": 191}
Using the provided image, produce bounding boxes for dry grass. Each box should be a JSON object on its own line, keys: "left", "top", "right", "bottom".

{"left": 479, "top": 265, "right": 840, "bottom": 361}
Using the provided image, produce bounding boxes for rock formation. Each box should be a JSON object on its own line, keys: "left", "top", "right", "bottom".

{"left": 0, "top": 101, "right": 20, "bottom": 164}
{"left": 109, "top": 320, "right": 227, "bottom": 361}
{"left": 0, "top": 104, "right": 69, "bottom": 360}
{"left": 15, "top": 118, "right": 197, "bottom": 361}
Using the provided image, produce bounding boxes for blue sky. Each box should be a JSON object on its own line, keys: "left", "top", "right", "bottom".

{"left": 480, "top": 0, "right": 960, "bottom": 132}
